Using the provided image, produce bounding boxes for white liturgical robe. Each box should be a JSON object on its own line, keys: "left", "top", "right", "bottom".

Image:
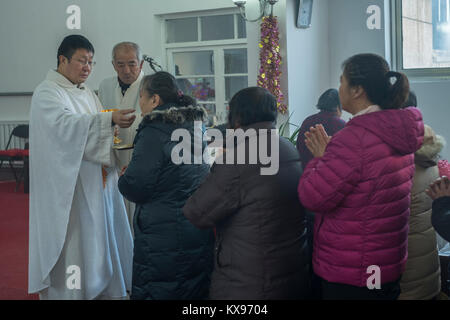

{"left": 98, "top": 72, "right": 143, "bottom": 226}
{"left": 28, "top": 70, "right": 133, "bottom": 300}
{"left": 98, "top": 71, "right": 143, "bottom": 169}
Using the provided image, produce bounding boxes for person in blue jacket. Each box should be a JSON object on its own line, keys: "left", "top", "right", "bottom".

{"left": 118, "top": 71, "right": 214, "bottom": 300}
{"left": 426, "top": 176, "right": 450, "bottom": 294}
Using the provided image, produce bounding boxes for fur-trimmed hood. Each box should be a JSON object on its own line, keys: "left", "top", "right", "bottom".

{"left": 415, "top": 124, "right": 446, "bottom": 168}
{"left": 142, "top": 104, "right": 208, "bottom": 125}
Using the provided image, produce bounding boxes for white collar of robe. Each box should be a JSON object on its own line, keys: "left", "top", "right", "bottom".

{"left": 46, "top": 69, "right": 86, "bottom": 90}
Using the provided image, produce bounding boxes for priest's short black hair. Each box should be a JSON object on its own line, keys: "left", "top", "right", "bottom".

{"left": 57, "top": 35, "right": 95, "bottom": 66}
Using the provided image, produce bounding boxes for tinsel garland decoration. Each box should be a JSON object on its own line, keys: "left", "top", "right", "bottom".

{"left": 257, "top": 15, "right": 287, "bottom": 114}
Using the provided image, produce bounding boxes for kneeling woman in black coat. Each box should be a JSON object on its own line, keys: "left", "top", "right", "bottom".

{"left": 183, "top": 87, "right": 311, "bottom": 299}
{"left": 118, "top": 71, "right": 214, "bottom": 300}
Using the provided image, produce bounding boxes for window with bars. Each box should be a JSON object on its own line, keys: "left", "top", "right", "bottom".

{"left": 163, "top": 13, "right": 248, "bottom": 126}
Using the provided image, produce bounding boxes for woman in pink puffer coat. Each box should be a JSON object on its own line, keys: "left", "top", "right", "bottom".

{"left": 298, "top": 53, "right": 424, "bottom": 300}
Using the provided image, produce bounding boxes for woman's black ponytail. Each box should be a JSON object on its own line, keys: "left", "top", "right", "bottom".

{"left": 342, "top": 53, "right": 410, "bottom": 110}
{"left": 380, "top": 71, "right": 409, "bottom": 110}
{"left": 177, "top": 91, "right": 196, "bottom": 108}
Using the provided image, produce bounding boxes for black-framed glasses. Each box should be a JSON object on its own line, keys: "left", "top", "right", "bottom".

{"left": 72, "top": 58, "right": 96, "bottom": 68}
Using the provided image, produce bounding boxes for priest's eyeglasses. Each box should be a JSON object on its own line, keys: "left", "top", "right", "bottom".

{"left": 73, "top": 58, "right": 97, "bottom": 68}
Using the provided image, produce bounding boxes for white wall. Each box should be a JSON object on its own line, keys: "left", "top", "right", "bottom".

{"left": 3, "top": 0, "right": 449, "bottom": 163}
{"left": 284, "top": 0, "right": 330, "bottom": 132}
{"left": 410, "top": 80, "right": 450, "bottom": 160}
{"left": 0, "top": 0, "right": 328, "bottom": 130}
{"left": 0, "top": 0, "right": 234, "bottom": 121}
{"left": 247, "top": 0, "right": 331, "bottom": 133}
{"left": 328, "top": 0, "right": 386, "bottom": 121}
{"left": 0, "top": 96, "right": 33, "bottom": 121}
{"left": 327, "top": 0, "right": 450, "bottom": 160}
{"left": 328, "top": 0, "right": 386, "bottom": 87}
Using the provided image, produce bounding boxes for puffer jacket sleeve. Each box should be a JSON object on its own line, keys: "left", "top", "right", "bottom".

{"left": 183, "top": 162, "right": 240, "bottom": 229}
{"left": 118, "top": 126, "right": 164, "bottom": 204}
{"left": 431, "top": 196, "right": 450, "bottom": 242}
{"left": 298, "top": 128, "right": 362, "bottom": 213}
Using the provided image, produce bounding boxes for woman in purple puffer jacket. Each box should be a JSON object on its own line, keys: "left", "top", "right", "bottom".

{"left": 298, "top": 53, "right": 425, "bottom": 300}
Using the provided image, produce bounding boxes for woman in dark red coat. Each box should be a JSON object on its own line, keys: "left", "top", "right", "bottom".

{"left": 183, "top": 87, "right": 311, "bottom": 300}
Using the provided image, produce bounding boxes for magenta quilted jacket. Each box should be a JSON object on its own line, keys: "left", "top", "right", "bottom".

{"left": 298, "top": 107, "right": 424, "bottom": 287}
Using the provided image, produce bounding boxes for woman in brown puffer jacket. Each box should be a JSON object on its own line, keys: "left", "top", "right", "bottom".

{"left": 183, "top": 87, "right": 311, "bottom": 300}
{"left": 399, "top": 124, "right": 445, "bottom": 300}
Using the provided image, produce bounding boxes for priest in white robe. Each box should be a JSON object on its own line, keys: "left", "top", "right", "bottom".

{"left": 98, "top": 42, "right": 144, "bottom": 227}
{"left": 28, "top": 35, "right": 136, "bottom": 300}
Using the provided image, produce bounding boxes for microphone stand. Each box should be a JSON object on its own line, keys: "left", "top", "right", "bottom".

{"left": 143, "top": 55, "right": 163, "bottom": 73}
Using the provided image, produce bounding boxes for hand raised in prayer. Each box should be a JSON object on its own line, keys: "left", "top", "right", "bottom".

{"left": 426, "top": 176, "right": 450, "bottom": 200}
{"left": 112, "top": 109, "right": 136, "bottom": 128}
{"left": 305, "top": 124, "right": 331, "bottom": 158}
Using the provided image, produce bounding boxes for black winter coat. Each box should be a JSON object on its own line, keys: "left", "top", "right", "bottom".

{"left": 431, "top": 196, "right": 450, "bottom": 294}
{"left": 118, "top": 103, "right": 214, "bottom": 300}
{"left": 183, "top": 122, "right": 311, "bottom": 300}
{"left": 432, "top": 196, "right": 450, "bottom": 242}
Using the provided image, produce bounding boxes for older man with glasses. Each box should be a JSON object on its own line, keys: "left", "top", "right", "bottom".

{"left": 98, "top": 42, "right": 145, "bottom": 227}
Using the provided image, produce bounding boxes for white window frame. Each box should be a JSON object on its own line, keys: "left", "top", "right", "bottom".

{"left": 391, "top": 0, "right": 450, "bottom": 80}
{"left": 161, "top": 9, "right": 248, "bottom": 124}
{"left": 167, "top": 45, "right": 248, "bottom": 123}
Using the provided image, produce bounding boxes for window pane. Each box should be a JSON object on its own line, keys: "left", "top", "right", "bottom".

{"left": 237, "top": 14, "right": 247, "bottom": 38}
{"left": 201, "top": 15, "right": 234, "bottom": 41}
{"left": 166, "top": 18, "right": 198, "bottom": 43}
{"left": 224, "top": 49, "right": 248, "bottom": 74}
{"left": 402, "top": 0, "right": 450, "bottom": 68}
{"left": 199, "top": 103, "right": 217, "bottom": 127}
{"left": 176, "top": 77, "right": 215, "bottom": 102}
{"left": 173, "top": 51, "right": 214, "bottom": 75}
{"left": 221, "top": 104, "right": 230, "bottom": 124}
{"left": 225, "top": 76, "right": 248, "bottom": 101}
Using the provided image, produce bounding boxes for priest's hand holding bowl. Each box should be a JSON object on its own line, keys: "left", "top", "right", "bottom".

{"left": 305, "top": 124, "right": 331, "bottom": 158}
{"left": 112, "top": 109, "right": 136, "bottom": 128}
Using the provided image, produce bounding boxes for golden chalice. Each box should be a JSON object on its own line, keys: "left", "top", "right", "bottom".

{"left": 100, "top": 108, "right": 121, "bottom": 188}
{"left": 101, "top": 108, "right": 122, "bottom": 145}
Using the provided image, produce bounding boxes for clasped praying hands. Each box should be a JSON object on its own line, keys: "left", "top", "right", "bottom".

{"left": 304, "top": 124, "right": 331, "bottom": 158}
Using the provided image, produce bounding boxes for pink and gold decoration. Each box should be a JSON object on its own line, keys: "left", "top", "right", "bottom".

{"left": 257, "top": 15, "right": 287, "bottom": 114}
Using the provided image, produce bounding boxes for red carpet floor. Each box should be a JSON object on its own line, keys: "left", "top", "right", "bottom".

{"left": 0, "top": 181, "right": 39, "bottom": 300}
